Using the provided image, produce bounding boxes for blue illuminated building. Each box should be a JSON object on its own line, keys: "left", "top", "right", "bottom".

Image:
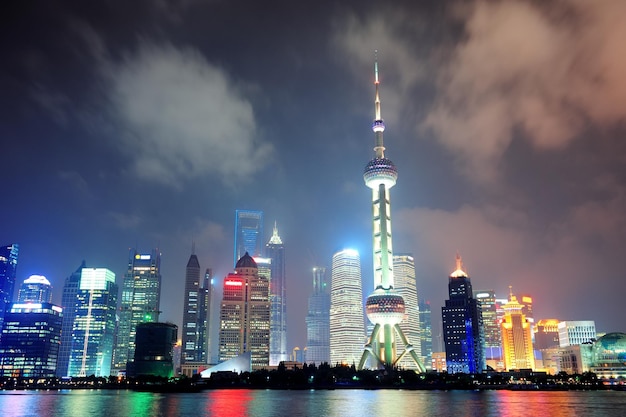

{"left": 441, "top": 254, "right": 485, "bottom": 373}
{"left": 234, "top": 210, "right": 264, "bottom": 266}
{"left": 57, "top": 262, "right": 84, "bottom": 377}
{"left": 0, "top": 302, "right": 62, "bottom": 378}
{"left": 0, "top": 243, "right": 19, "bottom": 334}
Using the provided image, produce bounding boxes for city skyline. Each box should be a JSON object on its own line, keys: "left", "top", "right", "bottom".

{"left": 2, "top": 1, "right": 626, "bottom": 353}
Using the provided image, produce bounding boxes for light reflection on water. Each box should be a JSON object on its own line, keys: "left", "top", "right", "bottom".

{"left": 0, "top": 389, "right": 624, "bottom": 417}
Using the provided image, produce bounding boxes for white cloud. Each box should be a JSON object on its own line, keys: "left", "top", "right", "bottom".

{"left": 104, "top": 42, "right": 273, "bottom": 187}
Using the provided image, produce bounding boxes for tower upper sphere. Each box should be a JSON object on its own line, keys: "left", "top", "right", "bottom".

{"left": 364, "top": 57, "right": 397, "bottom": 189}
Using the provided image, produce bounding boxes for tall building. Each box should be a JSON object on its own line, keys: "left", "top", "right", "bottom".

{"left": 441, "top": 254, "right": 485, "bottom": 373}
{"left": 393, "top": 254, "right": 422, "bottom": 369}
{"left": 198, "top": 268, "right": 212, "bottom": 364}
{"left": 205, "top": 269, "right": 220, "bottom": 364}
{"left": 0, "top": 243, "right": 19, "bottom": 334}
{"left": 266, "top": 222, "right": 288, "bottom": 365}
{"left": 558, "top": 320, "right": 596, "bottom": 347}
{"left": 234, "top": 210, "right": 264, "bottom": 266}
{"left": 357, "top": 60, "right": 424, "bottom": 371}
{"left": 17, "top": 275, "right": 53, "bottom": 303}
{"left": 113, "top": 248, "right": 162, "bottom": 371}
{"left": 0, "top": 302, "right": 62, "bottom": 378}
{"left": 474, "top": 289, "right": 503, "bottom": 367}
{"left": 418, "top": 299, "right": 433, "bottom": 369}
{"left": 68, "top": 268, "right": 118, "bottom": 377}
{"left": 306, "top": 266, "right": 330, "bottom": 365}
{"left": 57, "top": 262, "right": 84, "bottom": 377}
{"left": 219, "top": 253, "right": 270, "bottom": 370}
{"left": 501, "top": 289, "right": 535, "bottom": 370}
{"left": 181, "top": 249, "right": 206, "bottom": 364}
{"left": 330, "top": 249, "right": 365, "bottom": 366}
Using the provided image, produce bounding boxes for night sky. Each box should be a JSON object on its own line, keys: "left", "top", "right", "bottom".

{"left": 2, "top": 0, "right": 625, "bottom": 352}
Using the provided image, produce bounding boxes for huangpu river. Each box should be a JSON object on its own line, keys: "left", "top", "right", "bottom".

{"left": 1, "top": 389, "right": 625, "bottom": 417}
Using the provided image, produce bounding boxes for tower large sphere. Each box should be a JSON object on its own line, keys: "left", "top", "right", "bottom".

{"left": 364, "top": 157, "right": 397, "bottom": 189}
{"left": 365, "top": 289, "right": 405, "bottom": 326}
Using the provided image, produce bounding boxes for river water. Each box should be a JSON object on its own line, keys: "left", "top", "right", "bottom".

{"left": 0, "top": 389, "right": 625, "bottom": 417}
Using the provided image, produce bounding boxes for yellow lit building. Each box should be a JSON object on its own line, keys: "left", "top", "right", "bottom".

{"left": 501, "top": 288, "right": 535, "bottom": 370}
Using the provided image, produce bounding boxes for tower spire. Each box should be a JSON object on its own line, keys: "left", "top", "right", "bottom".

{"left": 372, "top": 50, "right": 386, "bottom": 158}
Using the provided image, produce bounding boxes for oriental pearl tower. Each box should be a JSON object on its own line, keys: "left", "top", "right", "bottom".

{"left": 357, "top": 56, "right": 425, "bottom": 372}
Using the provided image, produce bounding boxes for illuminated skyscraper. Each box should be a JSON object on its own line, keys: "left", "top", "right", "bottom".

{"left": 17, "top": 275, "right": 53, "bottom": 303}
{"left": 0, "top": 302, "right": 62, "bottom": 378}
{"left": 474, "top": 289, "right": 502, "bottom": 367}
{"left": 418, "top": 299, "right": 433, "bottom": 369}
{"left": 441, "top": 254, "right": 485, "bottom": 373}
{"left": 0, "top": 243, "right": 19, "bottom": 333}
{"left": 501, "top": 288, "right": 535, "bottom": 370}
{"left": 181, "top": 249, "right": 206, "bottom": 363}
{"left": 306, "top": 266, "right": 330, "bottom": 365}
{"left": 358, "top": 59, "right": 424, "bottom": 371}
{"left": 266, "top": 222, "right": 288, "bottom": 365}
{"left": 234, "top": 210, "right": 264, "bottom": 266}
{"left": 393, "top": 254, "right": 422, "bottom": 369}
{"left": 56, "top": 262, "right": 84, "bottom": 377}
{"left": 68, "top": 268, "right": 117, "bottom": 377}
{"left": 113, "top": 248, "right": 162, "bottom": 371}
{"left": 219, "top": 253, "right": 270, "bottom": 370}
{"left": 330, "top": 249, "right": 365, "bottom": 366}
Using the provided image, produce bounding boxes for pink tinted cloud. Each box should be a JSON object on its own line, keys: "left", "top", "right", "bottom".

{"left": 423, "top": 0, "right": 626, "bottom": 183}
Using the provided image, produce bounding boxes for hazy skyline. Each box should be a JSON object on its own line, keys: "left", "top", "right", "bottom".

{"left": 2, "top": 0, "right": 625, "bottom": 351}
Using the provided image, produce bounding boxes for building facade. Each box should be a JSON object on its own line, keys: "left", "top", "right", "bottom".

{"left": 0, "top": 302, "right": 62, "bottom": 378}
{"left": 393, "top": 254, "right": 422, "bottom": 369}
{"left": 441, "top": 254, "right": 485, "bottom": 373}
{"left": 17, "top": 275, "right": 53, "bottom": 303}
{"left": 501, "top": 291, "right": 535, "bottom": 370}
{"left": 306, "top": 266, "right": 330, "bottom": 365}
{"left": 68, "top": 268, "right": 117, "bottom": 377}
{"left": 133, "top": 322, "right": 178, "bottom": 378}
{"left": 219, "top": 253, "right": 270, "bottom": 370}
{"left": 534, "top": 319, "right": 561, "bottom": 350}
{"left": 0, "top": 243, "right": 19, "bottom": 334}
{"left": 234, "top": 209, "right": 264, "bottom": 266}
{"left": 330, "top": 249, "right": 364, "bottom": 366}
{"left": 113, "top": 248, "right": 162, "bottom": 372}
{"left": 266, "top": 223, "right": 288, "bottom": 366}
{"left": 558, "top": 321, "right": 597, "bottom": 347}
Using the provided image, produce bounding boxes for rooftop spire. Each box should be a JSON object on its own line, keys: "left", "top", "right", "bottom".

{"left": 450, "top": 252, "right": 468, "bottom": 278}
{"left": 268, "top": 221, "right": 283, "bottom": 245}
